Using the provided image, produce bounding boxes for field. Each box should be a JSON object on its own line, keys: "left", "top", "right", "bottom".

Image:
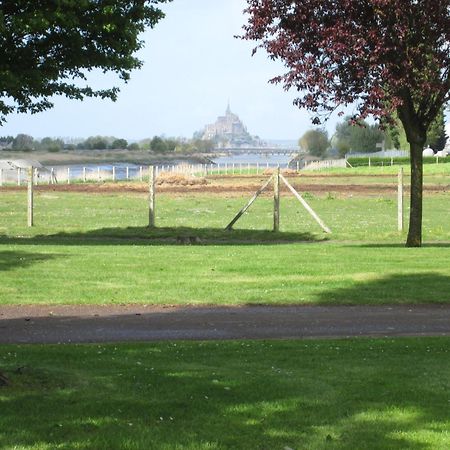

{"left": 1, "top": 167, "right": 449, "bottom": 449}
{"left": 1, "top": 338, "right": 450, "bottom": 449}
{"left": 0, "top": 169, "right": 449, "bottom": 306}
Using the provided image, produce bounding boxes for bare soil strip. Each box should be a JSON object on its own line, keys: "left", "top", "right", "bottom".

{"left": 1, "top": 182, "right": 448, "bottom": 196}
{"left": 1, "top": 305, "right": 449, "bottom": 344}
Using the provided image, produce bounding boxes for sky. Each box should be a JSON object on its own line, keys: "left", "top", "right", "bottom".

{"left": 0, "top": 0, "right": 448, "bottom": 142}
{"left": 0, "top": 0, "right": 344, "bottom": 142}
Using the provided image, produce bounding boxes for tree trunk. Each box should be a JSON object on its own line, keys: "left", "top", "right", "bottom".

{"left": 406, "top": 141, "right": 423, "bottom": 247}
{"left": 397, "top": 101, "right": 427, "bottom": 248}
{"left": 0, "top": 370, "right": 9, "bottom": 386}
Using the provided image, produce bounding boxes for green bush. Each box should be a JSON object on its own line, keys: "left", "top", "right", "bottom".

{"left": 347, "top": 156, "right": 449, "bottom": 167}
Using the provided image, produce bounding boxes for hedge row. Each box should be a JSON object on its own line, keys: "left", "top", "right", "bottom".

{"left": 347, "top": 156, "right": 449, "bottom": 167}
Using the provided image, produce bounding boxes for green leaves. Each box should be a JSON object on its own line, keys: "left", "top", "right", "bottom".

{"left": 0, "top": 0, "right": 170, "bottom": 123}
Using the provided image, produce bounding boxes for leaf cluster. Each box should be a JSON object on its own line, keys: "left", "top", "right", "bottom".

{"left": 0, "top": 0, "right": 170, "bottom": 123}
{"left": 298, "top": 129, "right": 329, "bottom": 157}
{"left": 243, "top": 0, "right": 450, "bottom": 132}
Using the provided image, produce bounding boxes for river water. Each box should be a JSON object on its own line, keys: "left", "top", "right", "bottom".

{"left": 35, "top": 153, "right": 295, "bottom": 182}
{"left": 0, "top": 153, "right": 299, "bottom": 184}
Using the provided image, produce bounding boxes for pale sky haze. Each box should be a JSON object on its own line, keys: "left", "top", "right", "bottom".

{"left": 1, "top": 1, "right": 448, "bottom": 142}
{"left": 0, "top": 0, "right": 326, "bottom": 141}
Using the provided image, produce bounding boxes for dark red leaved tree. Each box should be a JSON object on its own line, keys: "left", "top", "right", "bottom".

{"left": 243, "top": 0, "right": 450, "bottom": 247}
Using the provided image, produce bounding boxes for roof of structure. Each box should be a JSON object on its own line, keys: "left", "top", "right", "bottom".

{"left": 0, "top": 159, "right": 44, "bottom": 169}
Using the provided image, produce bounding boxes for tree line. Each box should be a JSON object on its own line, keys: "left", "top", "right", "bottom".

{"left": 0, "top": 134, "right": 215, "bottom": 154}
{"left": 299, "top": 110, "right": 447, "bottom": 158}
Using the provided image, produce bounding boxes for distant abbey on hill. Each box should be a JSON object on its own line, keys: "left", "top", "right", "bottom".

{"left": 201, "top": 103, "right": 261, "bottom": 148}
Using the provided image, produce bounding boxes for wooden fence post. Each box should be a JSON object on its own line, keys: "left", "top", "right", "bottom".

{"left": 83, "top": 167, "right": 86, "bottom": 183}
{"left": 27, "top": 167, "right": 34, "bottom": 227}
{"left": 112, "top": 166, "right": 116, "bottom": 182}
{"left": 67, "top": 167, "right": 70, "bottom": 184}
{"left": 149, "top": 165, "right": 155, "bottom": 228}
{"left": 17, "top": 168, "right": 21, "bottom": 186}
{"left": 273, "top": 166, "right": 280, "bottom": 232}
{"left": 398, "top": 167, "right": 404, "bottom": 231}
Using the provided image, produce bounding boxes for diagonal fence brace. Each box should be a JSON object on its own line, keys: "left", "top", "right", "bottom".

{"left": 279, "top": 174, "right": 331, "bottom": 234}
{"left": 225, "top": 175, "right": 274, "bottom": 230}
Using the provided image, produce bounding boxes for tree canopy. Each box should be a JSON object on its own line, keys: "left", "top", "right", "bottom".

{"left": 243, "top": 0, "right": 450, "bottom": 246}
{"left": 299, "top": 129, "right": 329, "bottom": 157}
{"left": 0, "top": 0, "right": 169, "bottom": 123}
{"left": 334, "top": 117, "right": 387, "bottom": 156}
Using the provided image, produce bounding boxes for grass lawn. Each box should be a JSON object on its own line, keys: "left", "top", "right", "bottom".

{"left": 1, "top": 338, "right": 449, "bottom": 449}
{"left": 0, "top": 189, "right": 449, "bottom": 305}
{"left": 1, "top": 170, "right": 449, "bottom": 450}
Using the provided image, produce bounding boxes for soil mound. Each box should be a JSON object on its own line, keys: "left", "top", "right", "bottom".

{"left": 156, "top": 172, "right": 208, "bottom": 186}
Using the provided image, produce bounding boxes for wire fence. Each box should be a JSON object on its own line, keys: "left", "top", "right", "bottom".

{"left": 0, "top": 161, "right": 301, "bottom": 186}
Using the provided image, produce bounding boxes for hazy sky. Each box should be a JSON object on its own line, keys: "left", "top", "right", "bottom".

{"left": 0, "top": 0, "right": 448, "bottom": 142}
{"left": 0, "top": 0, "right": 338, "bottom": 141}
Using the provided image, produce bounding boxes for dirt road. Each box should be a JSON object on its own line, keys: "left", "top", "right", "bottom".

{"left": 1, "top": 305, "right": 449, "bottom": 344}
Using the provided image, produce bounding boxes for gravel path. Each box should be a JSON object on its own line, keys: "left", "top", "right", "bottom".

{"left": 1, "top": 304, "right": 450, "bottom": 344}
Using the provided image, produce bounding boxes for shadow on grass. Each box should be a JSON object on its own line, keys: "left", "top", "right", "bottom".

{"left": 349, "top": 242, "right": 450, "bottom": 248}
{"left": 0, "top": 250, "right": 60, "bottom": 272}
{"left": 0, "top": 226, "right": 327, "bottom": 246}
{"left": 0, "top": 340, "right": 448, "bottom": 449}
{"left": 314, "top": 272, "right": 450, "bottom": 305}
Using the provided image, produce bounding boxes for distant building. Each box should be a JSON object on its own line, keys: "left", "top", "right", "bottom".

{"left": 202, "top": 103, "right": 260, "bottom": 148}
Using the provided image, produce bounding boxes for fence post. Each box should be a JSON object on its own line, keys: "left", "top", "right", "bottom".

{"left": 256, "top": 162, "right": 259, "bottom": 174}
{"left": 273, "top": 166, "right": 280, "bottom": 232}
{"left": 97, "top": 167, "right": 101, "bottom": 182}
{"left": 27, "top": 167, "right": 34, "bottom": 227}
{"left": 67, "top": 167, "right": 70, "bottom": 184}
{"left": 0, "top": 168, "right": 3, "bottom": 186}
{"left": 17, "top": 168, "right": 21, "bottom": 186}
{"left": 398, "top": 167, "right": 404, "bottom": 231}
{"left": 83, "top": 167, "right": 86, "bottom": 183}
{"left": 126, "top": 166, "right": 129, "bottom": 180}
{"left": 148, "top": 165, "right": 155, "bottom": 228}
{"left": 225, "top": 163, "right": 228, "bottom": 175}
{"left": 369, "top": 157, "right": 371, "bottom": 167}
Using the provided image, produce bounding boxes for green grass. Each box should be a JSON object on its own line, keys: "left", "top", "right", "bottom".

{"left": 1, "top": 191, "right": 449, "bottom": 241}
{"left": 1, "top": 338, "right": 449, "bottom": 449}
{"left": 0, "top": 191, "right": 449, "bottom": 305}
{"left": 1, "top": 182, "right": 449, "bottom": 450}
{"left": 322, "top": 162, "right": 450, "bottom": 176}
